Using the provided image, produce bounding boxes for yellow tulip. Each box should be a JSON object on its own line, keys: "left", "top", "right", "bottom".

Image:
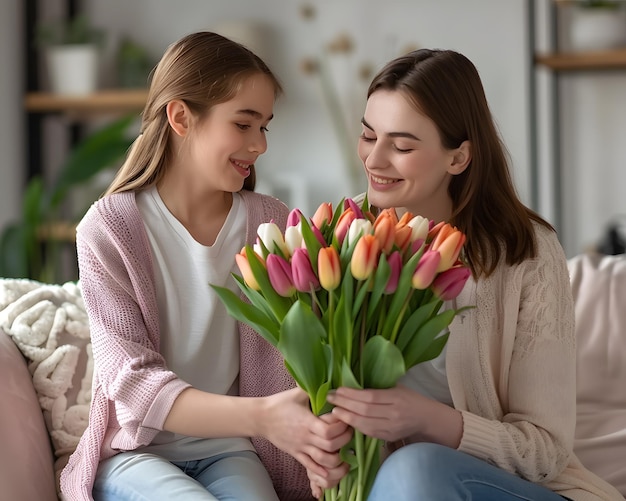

{"left": 318, "top": 246, "right": 341, "bottom": 291}
{"left": 351, "top": 234, "right": 380, "bottom": 280}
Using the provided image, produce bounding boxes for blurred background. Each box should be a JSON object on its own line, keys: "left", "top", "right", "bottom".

{"left": 2, "top": 0, "right": 626, "bottom": 282}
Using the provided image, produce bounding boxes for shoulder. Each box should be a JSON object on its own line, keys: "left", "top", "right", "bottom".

{"left": 240, "top": 190, "right": 289, "bottom": 227}
{"left": 76, "top": 191, "right": 145, "bottom": 250}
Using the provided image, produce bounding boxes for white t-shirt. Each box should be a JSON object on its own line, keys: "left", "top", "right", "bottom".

{"left": 135, "top": 187, "right": 253, "bottom": 461}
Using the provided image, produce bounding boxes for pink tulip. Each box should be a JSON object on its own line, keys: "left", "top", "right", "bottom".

{"left": 266, "top": 254, "right": 296, "bottom": 297}
{"left": 287, "top": 208, "right": 304, "bottom": 228}
{"left": 291, "top": 248, "right": 320, "bottom": 292}
{"left": 318, "top": 247, "right": 341, "bottom": 291}
{"left": 345, "top": 198, "right": 365, "bottom": 219}
{"left": 311, "top": 223, "right": 328, "bottom": 247}
{"left": 429, "top": 223, "right": 466, "bottom": 272}
{"left": 311, "top": 202, "right": 333, "bottom": 229}
{"left": 351, "top": 234, "right": 380, "bottom": 280}
{"left": 431, "top": 265, "right": 471, "bottom": 300}
{"left": 235, "top": 247, "right": 265, "bottom": 291}
{"left": 411, "top": 250, "right": 441, "bottom": 289}
{"left": 385, "top": 251, "right": 402, "bottom": 294}
{"left": 335, "top": 208, "right": 357, "bottom": 245}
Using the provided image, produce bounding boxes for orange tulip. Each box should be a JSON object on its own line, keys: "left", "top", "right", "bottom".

{"left": 311, "top": 202, "right": 333, "bottom": 229}
{"left": 373, "top": 211, "right": 396, "bottom": 254}
{"left": 318, "top": 246, "right": 341, "bottom": 291}
{"left": 235, "top": 247, "right": 265, "bottom": 291}
{"left": 429, "top": 223, "right": 466, "bottom": 272}
{"left": 351, "top": 234, "right": 380, "bottom": 280}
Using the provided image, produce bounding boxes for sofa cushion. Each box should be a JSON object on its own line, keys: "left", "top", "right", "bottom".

{"left": 0, "top": 278, "right": 92, "bottom": 495}
{"left": 0, "top": 328, "right": 57, "bottom": 500}
{"left": 568, "top": 252, "right": 626, "bottom": 496}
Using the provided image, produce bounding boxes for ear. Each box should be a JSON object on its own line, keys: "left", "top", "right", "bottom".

{"left": 448, "top": 140, "right": 471, "bottom": 175}
{"left": 166, "top": 99, "right": 192, "bottom": 137}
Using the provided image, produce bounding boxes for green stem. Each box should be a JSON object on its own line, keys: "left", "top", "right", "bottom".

{"left": 388, "top": 293, "right": 412, "bottom": 344}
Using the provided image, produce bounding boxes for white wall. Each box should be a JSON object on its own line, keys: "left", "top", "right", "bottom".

{"left": 9, "top": 1, "right": 622, "bottom": 258}
{"left": 84, "top": 0, "right": 530, "bottom": 218}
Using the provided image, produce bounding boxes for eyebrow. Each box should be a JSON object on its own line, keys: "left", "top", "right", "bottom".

{"left": 238, "top": 109, "right": 274, "bottom": 121}
{"left": 361, "top": 117, "right": 419, "bottom": 141}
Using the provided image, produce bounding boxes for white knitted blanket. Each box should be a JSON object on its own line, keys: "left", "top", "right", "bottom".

{"left": 0, "top": 278, "right": 92, "bottom": 473}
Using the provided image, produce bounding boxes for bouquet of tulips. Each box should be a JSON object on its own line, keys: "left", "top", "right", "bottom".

{"left": 212, "top": 197, "right": 471, "bottom": 501}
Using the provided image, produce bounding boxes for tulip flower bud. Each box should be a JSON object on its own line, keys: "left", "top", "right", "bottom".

{"left": 235, "top": 247, "right": 264, "bottom": 291}
{"left": 266, "top": 254, "right": 296, "bottom": 297}
{"left": 286, "top": 208, "right": 304, "bottom": 228}
{"left": 385, "top": 251, "right": 403, "bottom": 294}
{"left": 406, "top": 215, "right": 430, "bottom": 243}
{"left": 335, "top": 208, "right": 357, "bottom": 245}
{"left": 291, "top": 248, "right": 320, "bottom": 292}
{"left": 373, "top": 212, "right": 396, "bottom": 254}
{"left": 411, "top": 250, "right": 441, "bottom": 289}
{"left": 257, "top": 222, "right": 289, "bottom": 256}
{"left": 311, "top": 202, "right": 333, "bottom": 229}
{"left": 430, "top": 223, "right": 466, "bottom": 272}
{"left": 432, "top": 265, "right": 471, "bottom": 301}
{"left": 347, "top": 219, "right": 373, "bottom": 247}
{"left": 284, "top": 224, "right": 303, "bottom": 255}
{"left": 318, "top": 247, "right": 341, "bottom": 291}
{"left": 351, "top": 234, "right": 380, "bottom": 280}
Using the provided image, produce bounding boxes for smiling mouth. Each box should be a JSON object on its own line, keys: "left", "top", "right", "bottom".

{"left": 233, "top": 160, "right": 251, "bottom": 170}
{"left": 370, "top": 173, "right": 400, "bottom": 185}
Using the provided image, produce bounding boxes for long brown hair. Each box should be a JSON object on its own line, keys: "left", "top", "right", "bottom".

{"left": 368, "top": 49, "right": 552, "bottom": 277}
{"left": 105, "top": 31, "right": 282, "bottom": 196}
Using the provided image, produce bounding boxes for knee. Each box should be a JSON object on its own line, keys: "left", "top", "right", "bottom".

{"left": 377, "top": 443, "right": 458, "bottom": 486}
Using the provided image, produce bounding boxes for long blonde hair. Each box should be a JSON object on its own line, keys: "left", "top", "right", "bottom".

{"left": 105, "top": 31, "right": 282, "bottom": 196}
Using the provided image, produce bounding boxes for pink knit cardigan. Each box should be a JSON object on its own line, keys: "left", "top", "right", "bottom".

{"left": 60, "top": 190, "right": 311, "bottom": 501}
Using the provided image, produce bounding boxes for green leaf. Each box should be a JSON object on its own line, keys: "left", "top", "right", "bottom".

{"left": 299, "top": 216, "right": 323, "bottom": 271}
{"left": 340, "top": 358, "right": 362, "bottom": 389}
{"left": 244, "top": 246, "right": 291, "bottom": 321}
{"left": 0, "top": 224, "right": 29, "bottom": 278}
{"left": 231, "top": 275, "right": 279, "bottom": 324}
{"left": 366, "top": 253, "right": 391, "bottom": 323}
{"left": 50, "top": 115, "right": 136, "bottom": 208}
{"left": 361, "top": 336, "right": 406, "bottom": 389}
{"left": 211, "top": 284, "right": 281, "bottom": 347}
{"left": 278, "top": 301, "right": 330, "bottom": 398}
{"left": 395, "top": 299, "right": 442, "bottom": 352}
{"left": 402, "top": 309, "right": 456, "bottom": 368}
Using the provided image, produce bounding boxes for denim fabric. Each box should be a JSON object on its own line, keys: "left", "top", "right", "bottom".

{"left": 368, "top": 443, "right": 569, "bottom": 501}
{"left": 93, "top": 450, "right": 278, "bottom": 500}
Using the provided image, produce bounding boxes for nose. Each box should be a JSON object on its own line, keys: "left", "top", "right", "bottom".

{"left": 360, "top": 139, "right": 388, "bottom": 171}
{"left": 249, "top": 130, "right": 267, "bottom": 154}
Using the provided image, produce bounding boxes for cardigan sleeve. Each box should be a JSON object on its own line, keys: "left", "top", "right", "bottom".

{"left": 76, "top": 195, "right": 190, "bottom": 448}
{"left": 456, "top": 224, "right": 576, "bottom": 483}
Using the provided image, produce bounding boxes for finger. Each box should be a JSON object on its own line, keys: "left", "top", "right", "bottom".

{"left": 295, "top": 453, "right": 328, "bottom": 479}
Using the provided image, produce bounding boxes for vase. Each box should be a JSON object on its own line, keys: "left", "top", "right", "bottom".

{"left": 569, "top": 7, "right": 626, "bottom": 51}
{"left": 46, "top": 44, "right": 99, "bottom": 95}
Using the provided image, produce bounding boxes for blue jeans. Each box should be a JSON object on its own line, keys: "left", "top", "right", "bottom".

{"left": 93, "top": 450, "right": 278, "bottom": 500}
{"left": 368, "top": 443, "right": 570, "bottom": 501}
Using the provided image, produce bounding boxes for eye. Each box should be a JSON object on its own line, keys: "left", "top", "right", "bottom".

{"left": 359, "top": 133, "right": 375, "bottom": 142}
{"left": 394, "top": 145, "right": 413, "bottom": 153}
{"left": 236, "top": 123, "right": 251, "bottom": 130}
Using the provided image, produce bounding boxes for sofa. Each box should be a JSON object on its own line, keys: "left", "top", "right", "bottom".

{"left": 0, "top": 252, "right": 625, "bottom": 500}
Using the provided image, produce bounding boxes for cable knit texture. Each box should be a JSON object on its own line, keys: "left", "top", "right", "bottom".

{"left": 59, "top": 190, "right": 310, "bottom": 501}
{"left": 447, "top": 223, "right": 623, "bottom": 501}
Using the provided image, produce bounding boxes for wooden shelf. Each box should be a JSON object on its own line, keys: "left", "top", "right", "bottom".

{"left": 24, "top": 89, "right": 148, "bottom": 114}
{"left": 535, "top": 47, "right": 626, "bottom": 71}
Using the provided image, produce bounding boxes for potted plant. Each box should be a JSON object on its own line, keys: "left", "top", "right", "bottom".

{"left": 35, "top": 14, "right": 105, "bottom": 95}
{"left": 0, "top": 115, "right": 136, "bottom": 283}
{"left": 568, "top": 0, "right": 626, "bottom": 51}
